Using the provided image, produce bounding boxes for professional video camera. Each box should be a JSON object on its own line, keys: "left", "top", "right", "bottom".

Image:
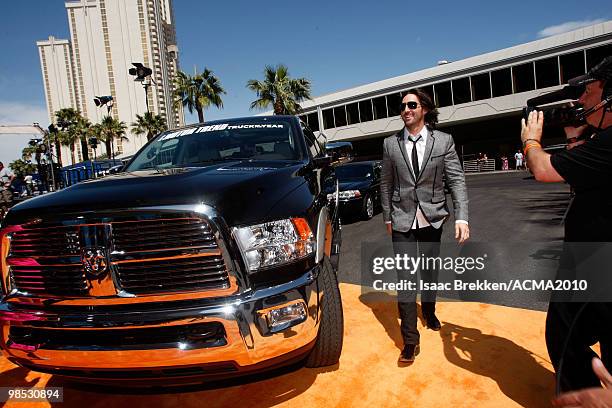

{"left": 522, "top": 56, "right": 612, "bottom": 128}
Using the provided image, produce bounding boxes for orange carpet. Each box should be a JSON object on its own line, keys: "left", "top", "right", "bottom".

{"left": 0, "top": 283, "right": 559, "bottom": 407}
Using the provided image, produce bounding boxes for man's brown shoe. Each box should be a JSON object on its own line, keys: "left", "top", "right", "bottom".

{"left": 398, "top": 344, "right": 420, "bottom": 364}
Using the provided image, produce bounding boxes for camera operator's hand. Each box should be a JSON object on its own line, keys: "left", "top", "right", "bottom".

{"left": 552, "top": 358, "right": 612, "bottom": 408}
{"left": 521, "top": 110, "right": 544, "bottom": 145}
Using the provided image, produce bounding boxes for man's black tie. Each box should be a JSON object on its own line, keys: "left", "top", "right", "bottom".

{"left": 410, "top": 136, "right": 421, "bottom": 179}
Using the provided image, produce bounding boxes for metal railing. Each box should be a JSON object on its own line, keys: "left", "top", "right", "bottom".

{"left": 463, "top": 158, "right": 496, "bottom": 173}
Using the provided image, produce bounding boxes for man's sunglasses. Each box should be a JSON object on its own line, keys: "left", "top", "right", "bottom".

{"left": 400, "top": 101, "right": 420, "bottom": 111}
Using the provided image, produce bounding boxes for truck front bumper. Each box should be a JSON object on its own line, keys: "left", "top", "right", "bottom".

{"left": 0, "top": 268, "right": 321, "bottom": 382}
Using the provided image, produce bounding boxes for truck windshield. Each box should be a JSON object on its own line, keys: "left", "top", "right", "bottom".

{"left": 126, "top": 120, "right": 302, "bottom": 171}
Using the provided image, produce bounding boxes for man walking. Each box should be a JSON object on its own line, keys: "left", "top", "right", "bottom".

{"left": 380, "top": 89, "right": 469, "bottom": 364}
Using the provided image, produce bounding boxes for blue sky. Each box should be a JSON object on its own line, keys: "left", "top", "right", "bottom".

{"left": 0, "top": 1, "right": 610, "bottom": 164}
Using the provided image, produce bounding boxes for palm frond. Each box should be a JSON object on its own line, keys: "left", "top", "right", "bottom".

{"left": 173, "top": 68, "right": 225, "bottom": 123}
{"left": 247, "top": 64, "right": 312, "bottom": 115}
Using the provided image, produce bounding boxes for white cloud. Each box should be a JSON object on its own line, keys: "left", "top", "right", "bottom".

{"left": 0, "top": 101, "right": 49, "bottom": 127}
{"left": 0, "top": 135, "right": 36, "bottom": 170}
{"left": 0, "top": 101, "right": 49, "bottom": 170}
{"left": 537, "top": 19, "right": 605, "bottom": 38}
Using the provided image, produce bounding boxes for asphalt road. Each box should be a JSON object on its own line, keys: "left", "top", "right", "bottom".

{"left": 336, "top": 170, "right": 571, "bottom": 311}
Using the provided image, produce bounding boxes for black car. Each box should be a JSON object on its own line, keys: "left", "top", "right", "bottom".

{"left": 328, "top": 160, "right": 382, "bottom": 220}
{"left": 0, "top": 116, "right": 350, "bottom": 384}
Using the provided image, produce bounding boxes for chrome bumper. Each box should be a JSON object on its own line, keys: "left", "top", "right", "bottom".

{"left": 0, "top": 268, "right": 320, "bottom": 378}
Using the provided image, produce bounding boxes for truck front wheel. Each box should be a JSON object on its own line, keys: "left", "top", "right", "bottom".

{"left": 304, "top": 257, "right": 344, "bottom": 367}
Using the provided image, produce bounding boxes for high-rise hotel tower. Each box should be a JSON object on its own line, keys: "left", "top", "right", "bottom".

{"left": 37, "top": 0, "right": 183, "bottom": 162}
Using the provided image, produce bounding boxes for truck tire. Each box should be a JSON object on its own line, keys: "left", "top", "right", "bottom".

{"left": 304, "top": 257, "right": 344, "bottom": 367}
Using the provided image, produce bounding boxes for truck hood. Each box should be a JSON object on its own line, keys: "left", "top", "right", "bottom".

{"left": 6, "top": 160, "right": 308, "bottom": 227}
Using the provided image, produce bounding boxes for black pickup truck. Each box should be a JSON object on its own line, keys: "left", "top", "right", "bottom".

{"left": 0, "top": 116, "right": 350, "bottom": 384}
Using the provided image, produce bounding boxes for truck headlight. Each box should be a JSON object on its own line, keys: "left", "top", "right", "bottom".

{"left": 233, "top": 218, "right": 315, "bottom": 273}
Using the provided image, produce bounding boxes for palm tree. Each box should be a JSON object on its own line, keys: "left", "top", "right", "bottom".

{"left": 173, "top": 69, "right": 225, "bottom": 123}
{"left": 75, "top": 116, "right": 91, "bottom": 162}
{"left": 8, "top": 159, "right": 36, "bottom": 178}
{"left": 89, "top": 123, "right": 106, "bottom": 158}
{"left": 21, "top": 145, "right": 38, "bottom": 162}
{"left": 131, "top": 112, "right": 167, "bottom": 141}
{"left": 247, "top": 64, "right": 312, "bottom": 115}
{"left": 54, "top": 108, "right": 90, "bottom": 163}
{"left": 55, "top": 108, "right": 80, "bottom": 129}
{"left": 99, "top": 116, "right": 127, "bottom": 159}
{"left": 57, "top": 125, "right": 80, "bottom": 165}
{"left": 95, "top": 121, "right": 112, "bottom": 158}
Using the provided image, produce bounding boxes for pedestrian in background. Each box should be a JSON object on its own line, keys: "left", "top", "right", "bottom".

{"left": 501, "top": 154, "right": 509, "bottom": 170}
{"left": 514, "top": 150, "right": 524, "bottom": 170}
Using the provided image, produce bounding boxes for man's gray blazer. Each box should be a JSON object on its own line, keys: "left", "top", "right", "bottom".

{"left": 380, "top": 127, "right": 468, "bottom": 232}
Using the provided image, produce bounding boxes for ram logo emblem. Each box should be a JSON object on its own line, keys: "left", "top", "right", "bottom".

{"left": 82, "top": 247, "right": 109, "bottom": 277}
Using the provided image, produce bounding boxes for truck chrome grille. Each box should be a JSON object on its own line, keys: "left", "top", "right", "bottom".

{"left": 9, "top": 227, "right": 80, "bottom": 257}
{"left": 112, "top": 218, "right": 217, "bottom": 253}
{"left": 9, "top": 322, "right": 227, "bottom": 350}
{"left": 5, "top": 215, "right": 231, "bottom": 297}
{"left": 115, "top": 255, "right": 229, "bottom": 294}
{"left": 9, "top": 264, "right": 88, "bottom": 296}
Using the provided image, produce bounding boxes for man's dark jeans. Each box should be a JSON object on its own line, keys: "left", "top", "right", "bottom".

{"left": 392, "top": 226, "right": 442, "bottom": 345}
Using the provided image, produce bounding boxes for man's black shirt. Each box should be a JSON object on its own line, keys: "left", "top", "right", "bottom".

{"left": 550, "top": 126, "right": 612, "bottom": 242}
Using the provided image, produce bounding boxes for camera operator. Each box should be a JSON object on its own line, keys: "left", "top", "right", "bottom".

{"left": 521, "top": 56, "right": 612, "bottom": 396}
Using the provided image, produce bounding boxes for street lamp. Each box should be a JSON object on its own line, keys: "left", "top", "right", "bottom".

{"left": 93, "top": 95, "right": 116, "bottom": 161}
{"left": 94, "top": 95, "right": 114, "bottom": 116}
{"left": 129, "top": 62, "right": 154, "bottom": 112}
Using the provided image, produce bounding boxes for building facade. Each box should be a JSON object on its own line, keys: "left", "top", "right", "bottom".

{"left": 36, "top": 36, "right": 80, "bottom": 123}
{"left": 297, "top": 21, "right": 612, "bottom": 160}
{"left": 37, "top": 0, "right": 183, "bottom": 164}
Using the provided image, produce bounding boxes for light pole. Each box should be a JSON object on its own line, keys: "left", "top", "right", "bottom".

{"left": 129, "top": 63, "right": 154, "bottom": 113}
{"left": 32, "top": 122, "right": 56, "bottom": 191}
{"left": 94, "top": 95, "right": 116, "bottom": 160}
{"left": 142, "top": 78, "right": 151, "bottom": 113}
{"left": 88, "top": 137, "right": 98, "bottom": 178}
{"left": 28, "top": 138, "right": 47, "bottom": 192}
